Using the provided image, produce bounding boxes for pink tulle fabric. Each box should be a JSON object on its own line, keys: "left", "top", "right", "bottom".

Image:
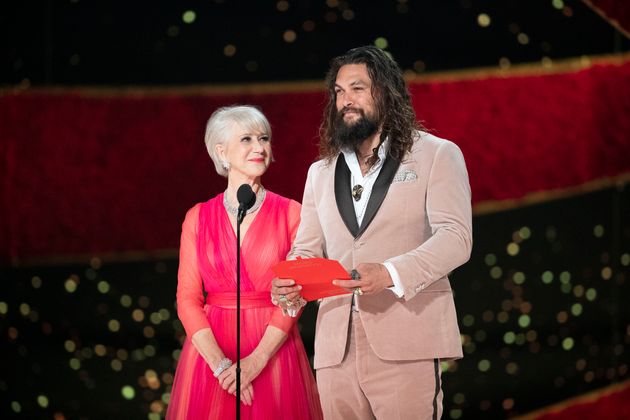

{"left": 167, "top": 191, "right": 322, "bottom": 420}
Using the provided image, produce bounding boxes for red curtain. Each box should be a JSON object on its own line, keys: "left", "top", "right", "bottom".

{"left": 1, "top": 58, "right": 629, "bottom": 261}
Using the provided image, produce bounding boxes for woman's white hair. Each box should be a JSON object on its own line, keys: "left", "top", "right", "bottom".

{"left": 204, "top": 105, "right": 272, "bottom": 177}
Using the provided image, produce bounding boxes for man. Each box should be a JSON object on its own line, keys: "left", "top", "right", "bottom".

{"left": 272, "top": 46, "right": 472, "bottom": 419}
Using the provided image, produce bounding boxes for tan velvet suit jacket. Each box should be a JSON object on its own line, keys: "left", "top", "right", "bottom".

{"left": 289, "top": 132, "right": 472, "bottom": 370}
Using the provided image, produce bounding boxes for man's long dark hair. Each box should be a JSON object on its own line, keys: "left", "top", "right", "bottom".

{"left": 319, "top": 46, "right": 422, "bottom": 162}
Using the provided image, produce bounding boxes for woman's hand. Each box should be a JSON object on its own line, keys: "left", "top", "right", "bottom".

{"left": 271, "top": 278, "right": 306, "bottom": 316}
{"left": 217, "top": 351, "right": 269, "bottom": 403}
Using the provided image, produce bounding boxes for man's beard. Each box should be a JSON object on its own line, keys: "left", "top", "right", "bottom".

{"left": 332, "top": 108, "right": 379, "bottom": 151}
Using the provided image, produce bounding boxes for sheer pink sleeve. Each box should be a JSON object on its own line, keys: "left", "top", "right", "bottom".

{"left": 176, "top": 204, "right": 211, "bottom": 337}
{"left": 268, "top": 199, "right": 302, "bottom": 333}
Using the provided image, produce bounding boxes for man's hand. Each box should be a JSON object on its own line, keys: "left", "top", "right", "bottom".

{"left": 332, "top": 263, "right": 393, "bottom": 295}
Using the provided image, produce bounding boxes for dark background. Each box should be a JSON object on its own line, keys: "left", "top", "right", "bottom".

{"left": 2, "top": 1, "right": 629, "bottom": 419}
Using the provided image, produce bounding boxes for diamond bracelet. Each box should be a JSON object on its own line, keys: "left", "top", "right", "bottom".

{"left": 212, "top": 358, "right": 233, "bottom": 378}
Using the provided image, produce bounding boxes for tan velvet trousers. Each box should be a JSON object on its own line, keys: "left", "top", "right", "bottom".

{"left": 317, "top": 312, "right": 443, "bottom": 420}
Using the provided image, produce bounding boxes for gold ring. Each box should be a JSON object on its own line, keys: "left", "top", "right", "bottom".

{"left": 353, "top": 287, "right": 363, "bottom": 296}
{"left": 279, "top": 294, "right": 287, "bottom": 302}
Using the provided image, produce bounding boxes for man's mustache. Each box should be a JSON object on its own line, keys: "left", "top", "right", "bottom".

{"left": 341, "top": 107, "right": 364, "bottom": 116}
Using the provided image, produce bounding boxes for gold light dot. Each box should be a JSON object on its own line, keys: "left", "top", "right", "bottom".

{"left": 450, "top": 409, "right": 463, "bottom": 419}
{"left": 138, "top": 296, "right": 150, "bottom": 308}
{"left": 620, "top": 253, "right": 630, "bottom": 266}
{"left": 504, "top": 331, "right": 516, "bottom": 344}
{"left": 497, "top": 312, "right": 509, "bottom": 323}
{"left": 503, "top": 398, "right": 514, "bottom": 410}
{"left": 541, "top": 56, "right": 553, "bottom": 68}
{"left": 31, "top": 276, "right": 42, "bottom": 288}
{"left": 413, "top": 60, "right": 426, "bottom": 73}
{"left": 519, "top": 226, "right": 531, "bottom": 239}
{"left": 374, "top": 37, "right": 388, "bottom": 49}
{"left": 120, "top": 295, "right": 132, "bottom": 307}
{"left": 8, "top": 327, "right": 18, "bottom": 340}
{"left": 283, "top": 30, "right": 297, "bottom": 43}
{"left": 490, "top": 266, "right": 503, "bottom": 279}
{"left": 0, "top": 302, "right": 7, "bottom": 314}
{"left": 571, "top": 303, "right": 583, "bottom": 316}
{"left": 64, "top": 340, "right": 76, "bottom": 352}
{"left": 342, "top": 9, "right": 355, "bottom": 20}
{"left": 593, "top": 224, "right": 604, "bottom": 237}
{"left": 182, "top": 10, "right": 196, "bottom": 24}
{"left": 150, "top": 400, "right": 165, "bottom": 413}
{"left": 302, "top": 20, "right": 315, "bottom": 31}
{"left": 517, "top": 33, "right": 529, "bottom": 45}
{"left": 223, "top": 44, "right": 236, "bottom": 57}
{"left": 19, "top": 303, "right": 30, "bottom": 316}
{"left": 513, "top": 272, "right": 526, "bottom": 284}
{"left": 478, "top": 359, "right": 491, "bottom": 372}
{"left": 132, "top": 309, "right": 145, "bottom": 322}
{"left": 557, "top": 311, "right": 568, "bottom": 323}
{"left": 507, "top": 242, "right": 520, "bottom": 256}
{"left": 111, "top": 359, "right": 123, "bottom": 371}
{"left": 69, "top": 358, "right": 81, "bottom": 370}
{"left": 586, "top": 288, "right": 597, "bottom": 301}
{"left": 97, "top": 281, "right": 110, "bottom": 294}
{"left": 37, "top": 395, "right": 49, "bottom": 408}
{"left": 573, "top": 285, "right": 584, "bottom": 297}
{"left": 65, "top": 279, "right": 78, "bottom": 293}
{"left": 144, "top": 345, "right": 156, "bottom": 357}
{"left": 167, "top": 25, "right": 179, "bottom": 37}
{"left": 11, "top": 401, "right": 21, "bottom": 413}
{"left": 562, "top": 337, "right": 575, "bottom": 350}
{"left": 94, "top": 344, "right": 107, "bottom": 356}
{"left": 108, "top": 319, "right": 120, "bottom": 332}
{"left": 526, "top": 330, "right": 537, "bottom": 342}
{"left": 462, "top": 314, "right": 474, "bottom": 327}
{"left": 326, "top": 0, "right": 339, "bottom": 7}
{"left": 484, "top": 253, "right": 497, "bottom": 266}
{"left": 506, "top": 362, "right": 519, "bottom": 375}
{"left": 601, "top": 267, "right": 612, "bottom": 280}
{"left": 559, "top": 271, "right": 571, "bottom": 283}
{"left": 149, "top": 312, "right": 161, "bottom": 324}
{"left": 499, "top": 57, "right": 511, "bottom": 69}
{"left": 541, "top": 271, "right": 554, "bottom": 284}
{"left": 453, "top": 392, "right": 465, "bottom": 404}
{"left": 552, "top": 0, "right": 564, "bottom": 10}
{"left": 276, "top": 0, "right": 289, "bottom": 12}
{"left": 477, "top": 13, "right": 491, "bottom": 27}
{"left": 159, "top": 309, "right": 170, "bottom": 320}
{"left": 117, "top": 349, "right": 129, "bottom": 360}
{"left": 121, "top": 385, "right": 135, "bottom": 399}
{"left": 144, "top": 326, "right": 155, "bottom": 338}
{"left": 518, "top": 315, "right": 531, "bottom": 328}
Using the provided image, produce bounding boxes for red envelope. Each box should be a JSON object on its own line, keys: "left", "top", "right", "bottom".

{"left": 272, "top": 258, "right": 352, "bottom": 301}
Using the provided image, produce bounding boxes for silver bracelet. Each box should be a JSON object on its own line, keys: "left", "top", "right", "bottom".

{"left": 212, "top": 358, "right": 233, "bottom": 378}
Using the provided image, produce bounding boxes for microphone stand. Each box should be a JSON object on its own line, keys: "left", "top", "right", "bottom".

{"left": 236, "top": 206, "right": 245, "bottom": 420}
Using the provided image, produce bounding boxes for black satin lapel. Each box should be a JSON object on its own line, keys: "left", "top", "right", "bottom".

{"left": 357, "top": 155, "right": 401, "bottom": 238}
{"left": 334, "top": 155, "right": 360, "bottom": 237}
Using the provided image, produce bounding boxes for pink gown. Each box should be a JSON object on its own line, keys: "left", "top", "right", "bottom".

{"left": 166, "top": 191, "right": 322, "bottom": 420}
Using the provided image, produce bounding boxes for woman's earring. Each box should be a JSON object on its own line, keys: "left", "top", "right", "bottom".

{"left": 222, "top": 160, "right": 231, "bottom": 171}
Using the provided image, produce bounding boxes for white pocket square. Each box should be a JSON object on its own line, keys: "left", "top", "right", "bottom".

{"left": 393, "top": 169, "right": 418, "bottom": 183}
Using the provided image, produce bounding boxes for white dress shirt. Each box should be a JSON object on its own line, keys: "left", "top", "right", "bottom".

{"left": 341, "top": 139, "right": 405, "bottom": 298}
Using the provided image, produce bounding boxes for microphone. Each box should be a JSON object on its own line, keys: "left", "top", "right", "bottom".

{"left": 236, "top": 184, "right": 256, "bottom": 224}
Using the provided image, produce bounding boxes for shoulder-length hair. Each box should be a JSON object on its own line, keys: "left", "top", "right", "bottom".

{"left": 318, "top": 46, "right": 422, "bottom": 161}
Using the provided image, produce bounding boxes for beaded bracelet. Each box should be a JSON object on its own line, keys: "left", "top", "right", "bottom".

{"left": 212, "top": 358, "right": 233, "bottom": 378}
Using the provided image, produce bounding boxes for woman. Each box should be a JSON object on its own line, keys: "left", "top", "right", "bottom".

{"left": 167, "top": 105, "right": 322, "bottom": 419}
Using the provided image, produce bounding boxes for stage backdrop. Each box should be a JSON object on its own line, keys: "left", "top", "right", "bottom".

{"left": 1, "top": 55, "right": 629, "bottom": 263}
